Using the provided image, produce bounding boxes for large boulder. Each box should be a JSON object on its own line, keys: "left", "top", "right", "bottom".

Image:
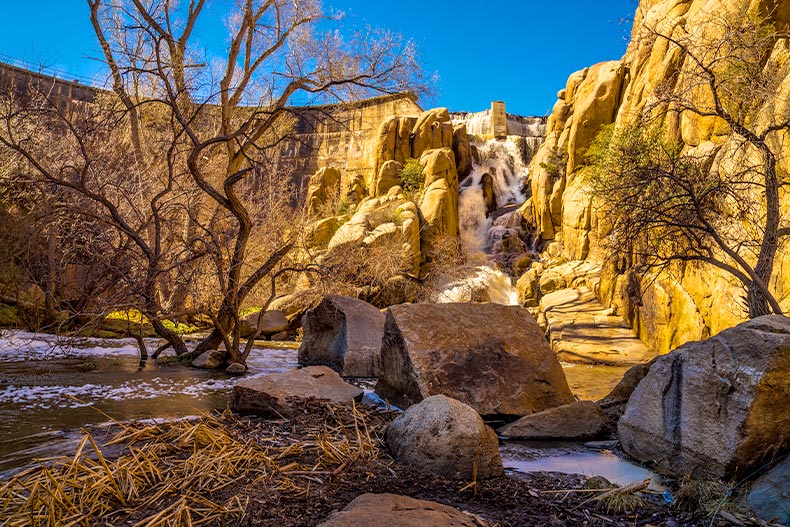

{"left": 385, "top": 395, "right": 503, "bottom": 480}
{"left": 318, "top": 493, "right": 489, "bottom": 527}
{"left": 298, "top": 295, "right": 386, "bottom": 377}
{"left": 597, "top": 359, "right": 657, "bottom": 417}
{"left": 497, "top": 401, "right": 607, "bottom": 440}
{"left": 747, "top": 456, "right": 790, "bottom": 525}
{"left": 619, "top": 315, "right": 790, "bottom": 479}
{"left": 411, "top": 107, "right": 453, "bottom": 158}
{"left": 239, "top": 309, "right": 289, "bottom": 338}
{"left": 372, "top": 160, "right": 403, "bottom": 197}
{"left": 230, "top": 366, "right": 363, "bottom": 417}
{"left": 375, "top": 303, "right": 575, "bottom": 416}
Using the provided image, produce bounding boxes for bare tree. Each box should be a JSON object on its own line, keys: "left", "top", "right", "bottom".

{"left": 587, "top": 6, "right": 790, "bottom": 317}
{"left": 0, "top": 0, "right": 423, "bottom": 366}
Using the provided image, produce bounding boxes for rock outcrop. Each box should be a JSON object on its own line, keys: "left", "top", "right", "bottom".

{"left": 540, "top": 286, "right": 656, "bottom": 365}
{"left": 327, "top": 189, "right": 421, "bottom": 276}
{"left": 375, "top": 303, "right": 575, "bottom": 416}
{"left": 306, "top": 167, "right": 341, "bottom": 218}
{"left": 298, "top": 295, "right": 386, "bottom": 377}
{"left": 619, "top": 315, "right": 790, "bottom": 479}
{"left": 418, "top": 148, "right": 460, "bottom": 255}
{"left": 318, "top": 493, "right": 490, "bottom": 527}
{"left": 521, "top": 0, "right": 790, "bottom": 353}
{"left": 385, "top": 395, "right": 503, "bottom": 480}
{"left": 372, "top": 160, "right": 403, "bottom": 197}
{"left": 230, "top": 366, "right": 363, "bottom": 417}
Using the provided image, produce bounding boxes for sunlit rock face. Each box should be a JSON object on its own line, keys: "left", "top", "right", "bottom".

{"left": 375, "top": 303, "right": 575, "bottom": 417}
{"left": 523, "top": 0, "right": 790, "bottom": 353}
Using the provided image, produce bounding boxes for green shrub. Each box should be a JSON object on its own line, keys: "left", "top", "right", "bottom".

{"left": 336, "top": 197, "right": 352, "bottom": 215}
{"left": 399, "top": 158, "right": 424, "bottom": 195}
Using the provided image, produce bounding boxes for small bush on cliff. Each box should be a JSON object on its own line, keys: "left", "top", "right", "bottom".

{"left": 399, "top": 158, "right": 424, "bottom": 195}
{"left": 539, "top": 146, "right": 568, "bottom": 181}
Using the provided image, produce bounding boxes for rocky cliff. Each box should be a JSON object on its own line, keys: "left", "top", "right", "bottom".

{"left": 526, "top": 0, "right": 790, "bottom": 353}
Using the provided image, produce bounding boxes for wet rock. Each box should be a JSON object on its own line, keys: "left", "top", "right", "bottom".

{"left": 747, "top": 456, "right": 790, "bottom": 525}
{"left": 239, "top": 310, "right": 290, "bottom": 339}
{"left": 386, "top": 395, "right": 503, "bottom": 480}
{"left": 619, "top": 315, "right": 790, "bottom": 479}
{"left": 225, "top": 362, "right": 246, "bottom": 375}
{"left": 191, "top": 350, "right": 224, "bottom": 369}
{"left": 318, "top": 493, "right": 488, "bottom": 527}
{"left": 497, "top": 401, "right": 607, "bottom": 440}
{"left": 375, "top": 303, "right": 575, "bottom": 416}
{"left": 481, "top": 173, "right": 497, "bottom": 214}
{"left": 298, "top": 295, "right": 386, "bottom": 377}
{"left": 230, "top": 366, "right": 363, "bottom": 417}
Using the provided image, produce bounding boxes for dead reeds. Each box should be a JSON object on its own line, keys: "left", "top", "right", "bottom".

{"left": 0, "top": 401, "right": 392, "bottom": 526}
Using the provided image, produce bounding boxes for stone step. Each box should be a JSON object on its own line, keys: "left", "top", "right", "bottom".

{"left": 540, "top": 287, "right": 657, "bottom": 365}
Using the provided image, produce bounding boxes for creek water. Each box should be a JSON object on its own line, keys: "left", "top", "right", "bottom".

{"left": 0, "top": 331, "right": 638, "bottom": 481}
{"left": 0, "top": 331, "right": 297, "bottom": 473}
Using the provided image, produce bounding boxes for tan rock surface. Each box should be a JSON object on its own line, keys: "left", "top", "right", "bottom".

{"left": 541, "top": 287, "right": 657, "bottom": 365}
{"left": 230, "top": 366, "right": 363, "bottom": 417}
{"left": 306, "top": 167, "right": 341, "bottom": 218}
{"left": 411, "top": 108, "right": 453, "bottom": 158}
{"left": 318, "top": 493, "right": 490, "bottom": 527}
{"left": 375, "top": 303, "right": 575, "bottom": 416}
{"left": 372, "top": 160, "right": 402, "bottom": 196}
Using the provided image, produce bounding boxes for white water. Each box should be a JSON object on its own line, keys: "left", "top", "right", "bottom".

{"left": 438, "top": 137, "right": 540, "bottom": 306}
{"left": 436, "top": 266, "right": 519, "bottom": 305}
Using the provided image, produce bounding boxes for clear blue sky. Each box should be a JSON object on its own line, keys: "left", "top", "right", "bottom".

{"left": 0, "top": 1, "right": 636, "bottom": 116}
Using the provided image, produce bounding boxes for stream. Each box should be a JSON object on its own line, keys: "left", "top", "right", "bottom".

{"left": 0, "top": 330, "right": 656, "bottom": 488}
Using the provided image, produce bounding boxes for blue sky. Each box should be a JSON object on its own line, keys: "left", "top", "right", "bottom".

{"left": 0, "top": 1, "right": 636, "bottom": 116}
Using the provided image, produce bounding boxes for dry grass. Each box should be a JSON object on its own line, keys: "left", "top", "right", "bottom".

{"left": 0, "top": 402, "right": 388, "bottom": 527}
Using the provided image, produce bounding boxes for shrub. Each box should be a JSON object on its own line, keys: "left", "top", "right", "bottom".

{"left": 399, "top": 158, "right": 424, "bottom": 195}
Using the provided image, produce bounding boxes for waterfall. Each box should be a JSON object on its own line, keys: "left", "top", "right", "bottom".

{"left": 437, "top": 135, "right": 543, "bottom": 307}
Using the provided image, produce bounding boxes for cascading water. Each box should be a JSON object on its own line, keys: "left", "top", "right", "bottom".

{"left": 438, "top": 135, "right": 543, "bottom": 306}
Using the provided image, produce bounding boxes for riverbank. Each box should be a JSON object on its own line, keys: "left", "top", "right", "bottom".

{"left": 0, "top": 402, "right": 748, "bottom": 527}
